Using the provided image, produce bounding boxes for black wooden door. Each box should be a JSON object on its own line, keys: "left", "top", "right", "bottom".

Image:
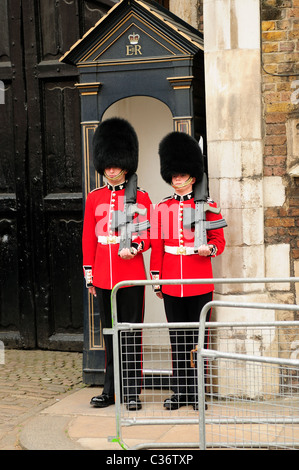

{"left": 0, "top": 0, "right": 112, "bottom": 350}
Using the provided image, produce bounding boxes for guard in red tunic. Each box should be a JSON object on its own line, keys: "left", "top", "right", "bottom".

{"left": 83, "top": 118, "right": 152, "bottom": 410}
{"left": 150, "top": 131, "right": 226, "bottom": 410}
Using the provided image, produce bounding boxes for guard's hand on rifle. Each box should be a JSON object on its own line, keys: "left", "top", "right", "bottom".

{"left": 197, "top": 244, "right": 217, "bottom": 257}
{"left": 119, "top": 247, "right": 137, "bottom": 259}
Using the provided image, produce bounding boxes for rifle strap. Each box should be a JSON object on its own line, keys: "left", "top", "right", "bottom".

{"left": 124, "top": 173, "right": 137, "bottom": 205}
{"left": 193, "top": 172, "right": 208, "bottom": 203}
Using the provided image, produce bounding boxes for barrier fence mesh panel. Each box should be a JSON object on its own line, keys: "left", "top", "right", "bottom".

{"left": 204, "top": 325, "right": 299, "bottom": 449}
{"left": 117, "top": 324, "right": 299, "bottom": 450}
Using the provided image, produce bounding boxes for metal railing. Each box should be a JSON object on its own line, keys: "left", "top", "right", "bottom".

{"left": 105, "top": 277, "right": 299, "bottom": 450}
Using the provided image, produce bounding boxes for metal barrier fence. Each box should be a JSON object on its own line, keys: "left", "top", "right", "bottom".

{"left": 106, "top": 278, "right": 299, "bottom": 450}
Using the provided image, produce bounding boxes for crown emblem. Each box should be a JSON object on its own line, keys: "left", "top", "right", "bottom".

{"left": 128, "top": 32, "right": 140, "bottom": 45}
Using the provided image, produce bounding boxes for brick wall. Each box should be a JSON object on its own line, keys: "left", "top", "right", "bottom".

{"left": 261, "top": 0, "right": 299, "bottom": 273}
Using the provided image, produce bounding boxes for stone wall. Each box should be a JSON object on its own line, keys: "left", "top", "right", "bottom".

{"left": 203, "top": 0, "right": 265, "bottom": 295}
{"left": 169, "top": 0, "right": 201, "bottom": 28}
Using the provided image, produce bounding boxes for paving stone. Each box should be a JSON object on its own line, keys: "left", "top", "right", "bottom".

{"left": 0, "top": 349, "right": 84, "bottom": 450}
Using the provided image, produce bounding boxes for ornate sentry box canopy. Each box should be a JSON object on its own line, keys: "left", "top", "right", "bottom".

{"left": 61, "top": 0, "right": 204, "bottom": 129}
{"left": 61, "top": 0, "right": 203, "bottom": 64}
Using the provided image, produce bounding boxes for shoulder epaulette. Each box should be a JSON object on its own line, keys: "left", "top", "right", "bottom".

{"left": 157, "top": 195, "right": 172, "bottom": 205}
{"left": 137, "top": 186, "right": 147, "bottom": 194}
{"left": 90, "top": 184, "right": 106, "bottom": 194}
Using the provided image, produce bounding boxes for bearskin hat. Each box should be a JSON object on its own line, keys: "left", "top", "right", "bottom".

{"left": 159, "top": 131, "right": 204, "bottom": 184}
{"left": 92, "top": 117, "right": 138, "bottom": 177}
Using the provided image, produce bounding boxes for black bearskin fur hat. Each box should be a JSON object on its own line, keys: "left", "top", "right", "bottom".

{"left": 159, "top": 131, "right": 204, "bottom": 184}
{"left": 92, "top": 117, "right": 138, "bottom": 177}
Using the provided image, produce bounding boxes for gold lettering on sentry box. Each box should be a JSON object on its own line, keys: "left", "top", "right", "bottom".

{"left": 126, "top": 33, "right": 142, "bottom": 56}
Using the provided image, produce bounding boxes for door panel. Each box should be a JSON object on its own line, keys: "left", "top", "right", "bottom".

{"left": 0, "top": 0, "right": 36, "bottom": 348}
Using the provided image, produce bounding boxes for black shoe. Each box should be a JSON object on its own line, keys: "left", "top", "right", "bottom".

{"left": 191, "top": 400, "right": 208, "bottom": 411}
{"left": 126, "top": 397, "right": 142, "bottom": 410}
{"left": 90, "top": 393, "right": 115, "bottom": 408}
{"left": 164, "top": 394, "right": 187, "bottom": 410}
{"left": 187, "top": 395, "right": 208, "bottom": 411}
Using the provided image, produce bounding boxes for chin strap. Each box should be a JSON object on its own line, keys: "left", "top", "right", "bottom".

{"left": 171, "top": 176, "right": 193, "bottom": 190}
{"left": 104, "top": 169, "right": 126, "bottom": 181}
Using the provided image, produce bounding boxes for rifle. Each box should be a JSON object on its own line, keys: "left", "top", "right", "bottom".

{"left": 183, "top": 173, "right": 227, "bottom": 252}
{"left": 110, "top": 173, "right": 150, "bottom": 254}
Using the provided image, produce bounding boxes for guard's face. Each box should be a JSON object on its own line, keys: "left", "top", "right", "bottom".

{"left": 104, "top": 167, "right": 128, "bottom": 184}
{"left": 172, "top": 173, "right": 190, "bottom": 185}
{"left": 171, "top": 174, "right": 195, "bottom": 193}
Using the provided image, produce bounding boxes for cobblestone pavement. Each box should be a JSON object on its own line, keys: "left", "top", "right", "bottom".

{"left": 0, "top": 349, "right": 84, "bottom": 450}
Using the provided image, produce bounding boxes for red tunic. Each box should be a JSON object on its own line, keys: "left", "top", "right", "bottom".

{"left": 82, "top": 182, "right": 152, "bottom": 290}
{"left": 150, "top": 192, "right": 226, "bottom": 297}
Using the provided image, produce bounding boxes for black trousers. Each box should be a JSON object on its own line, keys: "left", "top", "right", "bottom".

{"left": 163, "top": 292, "right": 212, "bottom": 398}
{"left": 95, "top": 286, "right": 144, "bottom": 400}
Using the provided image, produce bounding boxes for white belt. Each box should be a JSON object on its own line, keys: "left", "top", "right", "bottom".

{"left": 98, "top": 235, "right": 120, "bottom": 244}
{"left": 98, "top": 235, "right": 138, "bottom": 245}
{"left": 164, "top": 245, "right": 197, "bottom": 255}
